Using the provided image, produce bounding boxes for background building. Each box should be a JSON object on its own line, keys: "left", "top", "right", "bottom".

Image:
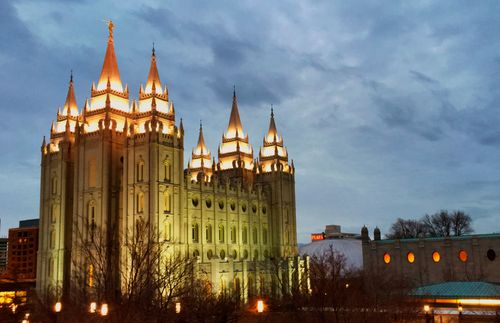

{"left": 36, "top": 23, "right": 304, "bottom": 301}
{"left": 0, "top": 238, "right": 7, "bottom": 272}
{"left": 8, "top": 222, "right": 39, "bottom": 281}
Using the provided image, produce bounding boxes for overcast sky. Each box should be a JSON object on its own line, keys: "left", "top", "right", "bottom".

{"left": 1, "top": 0, "right": 500, "bottom": 242}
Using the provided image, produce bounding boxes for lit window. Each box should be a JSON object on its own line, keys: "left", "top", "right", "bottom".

{"left": 88, "top": 264, "right": 93, "bottom": 287}
{"left": 459, "top": 250, "right": 468, "bottom": 262}
{"left": 242, "top": 227, "right": 248, "bottom": 244}
{"left": 231, "top": 226, "right": 237, "bottom": 244}
{"left": 432, "top": 251, "right": 441, "bottom": 263}
{"left": 407, "top": 252, "right": 415, "bottom": 264}
{"left": 137, "top": 160, "right": 144, "bottom": 182}
{"left": 206, "top": 224, "right": 212, "bottom": 243}
{"left": 383, "top": 253, "right": 391, "bottom": 264}
{"left": 192, "top": 223, "right": 199, "bottom": 243}
{"left": 219, "top": 225, "right": 225, "bottom": 243}
{"left": 164, "top": 192, "right": 171, "bottom": 213}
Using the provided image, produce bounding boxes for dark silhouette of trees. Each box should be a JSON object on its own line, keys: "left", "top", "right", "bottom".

{"left": 386, "top": 210, "right": 473, "bottom": 239}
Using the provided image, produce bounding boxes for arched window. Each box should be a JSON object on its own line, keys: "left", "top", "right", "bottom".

{"left": 206, "top": 224, "right": 213, "bottom": 243}
{"left": 50, "top": 230, "right": 56, "bottom": 249}
{"left": 242, "top": 227, "right": 248, "bottom": 244}
{"left": 51, "top": 176, "right": 58, "bottom": 195}
{"left": 137, "top": 160, "right": 145, "bottom": 182}
{"left": 164, "top": 191, "right": 171, "bottom": 213}
{"left": 163, "top": 162, "right": 171, "bottom": 181}
{"left": 51, "top": 204, "right": 57, "bottom": 223}
{"left": 253, "top": 227, "right": 258, "bottom": 244}
{"left": 48, "top": 257, "right": 53, "bottom": 278}
{"left": 164, "top": 222, "right": 172, "bottom": 241}
{"left": 231, "top": 226, "right": 237, "bottom": 243}
{"left": 87, "top": 201, "right": 96, "bottom": 242}
{"left": 262, "top": 228, "right": 268, "bottom": 245}
{"left": 88, "top": 264, "right": 94, "bottom": 287}
{"left": 137, "top": 192, "right": 144, "bottom": 213}
{"left": 219, "top": 225, "right": 225, "bottom": 243}
{"left": 192, "top": 223, "right": 199, "bottom": 242}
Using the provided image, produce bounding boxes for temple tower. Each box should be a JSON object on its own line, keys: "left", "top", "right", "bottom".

{"left": 257, "top": 109, "right": 297, "bottom": 258}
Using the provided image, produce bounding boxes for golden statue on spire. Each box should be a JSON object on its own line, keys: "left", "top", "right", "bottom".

{"left": 106, "top": 19, "right": 114, "bottom": 39}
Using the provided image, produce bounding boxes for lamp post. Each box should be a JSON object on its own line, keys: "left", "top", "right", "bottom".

{"left": 89, "top": 302, "right": 97, "bottom": 314}
{"left": 54, "top": 301, "right": 62, "bottom": 323}
{"left": 257, "top": 300, "right": 265, "bottom": 314}
{"left": 100, "top": 303, "right": 109, "bottom": 316}
{"left": 424, "top": 304, "right": 431, "bottom": 323}
{"left": 458, "top": 304, "right": 463, "bottom": 322}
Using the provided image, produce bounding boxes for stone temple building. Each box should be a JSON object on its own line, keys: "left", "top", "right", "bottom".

{"left": 36, "top": 23, "right": 305, "bottom": 301}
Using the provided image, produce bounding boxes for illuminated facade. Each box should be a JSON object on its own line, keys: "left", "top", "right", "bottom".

{"left": 37, "top": 24, "right": 303, "bottom": 300}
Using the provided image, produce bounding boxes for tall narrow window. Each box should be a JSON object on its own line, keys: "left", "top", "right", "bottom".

{"left": 253, "top": 227, "right": 258, "bottom": 244}
{"left": 164, "top": 222, "right": 171, "bottom": 241}
{"left": 192, "top": 223, "right": 199, "bottom": 242}
{"left": 51, "top": 205, "right": 57, "bottom": 223}
{"left": 88, "top": 264, "right": 94, "bottom": 287}
{"left": 137, "top": 193, "right": 144, "bottom": 213}
{"left": 206, "top": 224, "right": 212, "bottom": 243}
{"left": 164, "top": 162, "right": 171, "bottom": 181}
{"left": 50, "top": 230, "right": 56, "bottom": 249}
{"left": 88, "top": 201, "right": 96, "bottom": 242}
{"left": 219, "top": 225, "right": 225, "bottom": 243}
{"left": 51, "top": 176, "right": 58, "bottom": 195}
{"left": 137, "top": 160, "right": 145, "bottom": 182}
{"left": 48, "top": 258, "right": 53, "bottom": 278}
{"left": 242, "top": 227, "right": 248, "bottom": 244}
{"left": 231, "top": 226, "right": 237, "bottom": 244}
{"left": 263, "top": 228, "right": 268, "bottom": 245}
{"left": 164, "top": 192, "right": 171, "bottom": 213}
{"left": 88, "top": 159, "right": 97, "bottom": 187}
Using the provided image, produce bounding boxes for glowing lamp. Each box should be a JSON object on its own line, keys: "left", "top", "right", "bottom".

{"left": 175, "top": 302, "right": 181, "bottom": 314}
{"left": 89, "top": 302, "right": 97, "bottom": 313}
{"left": 257, "top": 300, "right": 265, "bottom": 313}
{"left": 423, "top": 305, "right": 430, "bottom": 313}
{"left": 54, "top": 302, "right": 62, "bottom": 313}
{"left": 100, "top": 303, "right": 108, "bottom": 316}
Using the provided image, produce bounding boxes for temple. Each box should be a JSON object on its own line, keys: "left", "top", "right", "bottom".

{"left": 36, "top": 23, "right": 304, "bottom": 302}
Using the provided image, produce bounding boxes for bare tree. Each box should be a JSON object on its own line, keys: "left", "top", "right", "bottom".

{"left": 450, "top": 210, "right": 473, "bottom": 236}
{"left": 386, "top": 218, "right": 427, "bottom": 239}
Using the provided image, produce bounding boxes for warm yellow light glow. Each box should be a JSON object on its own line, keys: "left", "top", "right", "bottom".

{"left": 423, "top": 304, "right": 430, "bottom": 313}
{"left": 55, "top": 119, "right": 77, "bottom": 133}
{"left": 257, "top": 300, "right": 265, "bottom": 313}
{"left": 96, "top": 79, "right": 123, "bottom": 92}
{"left": 407, "top": 252, "right": 415, "bottom": 263}
{"left": 189, "top": 158, "right": 212, "bottom": 169}
{"left": 100, "top": 303, "right": 108, "bottom": 316}
{"left": 219, "top": 158, "right": 254, "bottom": 170}
{"left": 175, "top": 302, "right": 181, "bottom": 314}
{"left": 260, "top": 145, "right": 286, "bottom": 158}
{"left": 89, "top": 302, "right": 97, "bottom": 313}
{"left": 90, "top": 94, "right": 129, "bottom": 112}
{"left": 432, "top": 251, "right": 440, "bottom": 263}
{"left": 219, "top": 141, "right": 252, "bottom": 155}
{"left": 383, "top": 252, "right": 391, "bottom": 264}
{"left": 458, "top": 305, "right": 463, "bottom": 313}
{"left": 459, "top": 299, "right": 500, "bottom": 306}
{"left": 54, "top": 302, "right": 62, "bottom": 313}
{"left": 138, "top": 97, "right": 169, "bottom": 113}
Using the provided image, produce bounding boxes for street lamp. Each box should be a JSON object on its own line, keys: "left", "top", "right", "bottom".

{"left": 458, "top": 304, "right": 463, "bottom": 321}
{"left": 89, "top": 302, "right": 97, "bottom": 314}
{"left": 424, "top": 304, "right": 431, "bottom": 323}
{"left": 54, "top": 302, "right": 62, "bottom": 323}
{"left": 175, "top": 302, "right": 181, "bottom": 314}
{"left": 257, "top": 300, "right": 265, "bottom": 313}
{"left": 100, "top": 303, "right": 109, "bottom": 316}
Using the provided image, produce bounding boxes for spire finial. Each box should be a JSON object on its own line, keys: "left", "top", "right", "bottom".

{"left": 233, "top": 85, "right": 236, "bottom": 97}
{"left": 271, "top": 104, "right": 274, "bottom": 117}
{"left": 152, "top": 42, "right": 155, "bottom": 56}
{"left": 200, "top": 120, "right": 202, "bottom": 130}
{"left": 107, "top": 19, "right": 114, "bottom": 40}
{"left": 70, "top": 70, "right": 73, "bottom": 83}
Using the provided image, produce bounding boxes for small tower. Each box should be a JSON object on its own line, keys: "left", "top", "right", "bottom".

{"left": 374, "top": 227, "right": 381, "bottom": 241}
{"left": 361, "top": 226, "right": 369, "bottom": 243}
{"left": 259, "top": 107, "right": 292, "bottom": 174}
{"left": 188, "top": 122, "right": 213, "bottom": 182}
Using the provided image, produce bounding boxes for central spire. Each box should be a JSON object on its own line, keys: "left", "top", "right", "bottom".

{"left": 96, "top": 20, "right": 123, "bottom": 92}
{"left": 225, "top": 88, "right": 244, "bottom": 139}
{"left": 189, "top": 122, "right": 213, "bottom": 182}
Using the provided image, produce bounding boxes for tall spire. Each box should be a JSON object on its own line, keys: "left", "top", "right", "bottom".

{"left": 265, "top": 105, "right": 280, "bottom": 143}
{"left": 144, "top": 45, "right": 162, "bottom": 94}
{"left": 62, "top": 71, "right": 78, "bottom": 117}
{"left": 218, "top": 89, "right": 254, "bottom": 171}
{"left": 225, "top": 87, "right": 244, "bottom": 138}
{"left": 96, "top": 20, "right": 123, "bottom": 92}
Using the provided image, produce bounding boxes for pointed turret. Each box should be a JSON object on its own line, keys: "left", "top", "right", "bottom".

{"left": 225, "top": 88, "right": 244, "bottom": 139}
{"left": 144, "top": 46, "right": 162, "bottom": 94}
{"left": 96, "top": 20, "right": 123, "bottom": 92}
{"left": 189, "top": 122, "right": 213, "bottom": 181}
{"left": 218, "top": 89, "right": 253, "bottom": 171}
{"left": 62, "top": 72, "right": 78, "bottom": 117}
{"left": 259, "top": 107, "right": 291, "bottom": 173}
